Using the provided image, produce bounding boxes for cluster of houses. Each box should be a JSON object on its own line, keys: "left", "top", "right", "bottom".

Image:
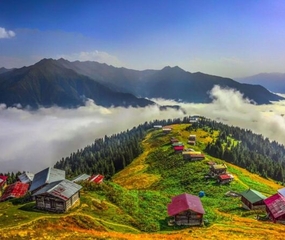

{"left": 0, "top": 168, "right": 104, "bottom": 213}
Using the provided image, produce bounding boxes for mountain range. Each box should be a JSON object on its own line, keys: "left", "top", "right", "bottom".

{"left": 236, "top": 73, "right": 285, "bottom": 94}
{"left": 0, "top": 58, "right": 283, "bottom": 109}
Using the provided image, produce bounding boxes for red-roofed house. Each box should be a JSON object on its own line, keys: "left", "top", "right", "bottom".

{"left": 0, "top": 181, "right": 29, "bottom": 201}
{"left": 167, "top": 193, "right": 205, "bottom": 226}
{"left": 0, "top": 176, "right": 8, "bottom": 194}
{"left": 217, "top": 174, "right": 234, "bottom": 184}
{"left": 89, "top": 174, "right": 104, "bottom": 184}
{"left": 173, "top": 145, "right": 184, "bottom": 152}
{"left": 264, "top": 193, "right": 285, "bottom": 223}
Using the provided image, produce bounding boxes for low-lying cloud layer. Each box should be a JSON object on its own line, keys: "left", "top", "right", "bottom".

{"left": 0, "top": 27, "right": 15, "bottom": 39}
{"left": 1, "top": 85, "right": 285, "bottom": 173}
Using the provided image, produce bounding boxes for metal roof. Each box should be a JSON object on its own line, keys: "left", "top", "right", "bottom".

{"left": 240, "top": 189, "right": 266, "bottom": 203}
{"left": 167, "top": 193, "right": 205, "bottom": 216}
{"left": 0, "top": 181, "right": 29, "bottom": 201}
{"left": 89, "top": 174, "right": 104, "bottom": 183}
{"left": 278, "top": 187, "right": 285, "bottom": 197}
{"left": 18, "top": 172, "right": 34, "bottom": 184}
{"left": 264, "top": 193, "right": 285, "bottom": 219}
{"left": 211, "top": 164, "right": 227, "bottom": 170}
{"left": 29, "top": 167, "right": 65, "bottom": 192}
{"left": 32, "top": 179, "right": 82, "bottom": 201}
{"left": 72, "top": 174, "right": 91, "bottom": 183}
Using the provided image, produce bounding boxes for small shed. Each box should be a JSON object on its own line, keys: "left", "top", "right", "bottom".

{"left": 18, "top": 172, "right": 34, "bottom": 184}
{"left": 209, "top": 164, "right": 227, "bottom": 177}
{"left": 0, "top": 181, "right": 29, "bottom": 201}
{"left": 162, "top": 127, "right": 172, "bottom": 134}
{"left": 170, "top": 137, "right": 179, "bottom": 143}
{"left": 174, "top": 145, "right": 184, "bottom": 152}
{"left": 33, "top": 179, "right": 82, "bottom": 213}
{"left": 89, "top": 174, "right": 104, "bottom": 184}
{"left": 182, "top": 151, "right": 205, "bottom": 161}
{"left": 29, "top": 167, "right": 65, "bottom": 194}
{"left": 264, "top": 193, "right": 285, "bottom": 223}
{"left": 172, "top": 142, "right": 184, "bottom": 147}
{"left": 72, "top": 173, "right": 91, "bottom": 183}
{"left": 167, "top": 193, "right": 205, "bottom": 226}
{"left": 240, "top": 189, "right": 266, "bottom": 210}
{"left": 188, "top": 135, "right": 196, "bottom": 145}
{"left": 217, "top": 174, "right": 234, "bottom": 184}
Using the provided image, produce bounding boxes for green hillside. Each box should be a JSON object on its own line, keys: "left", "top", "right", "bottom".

{"left": 0, "top": 123, "right": 283, "bottom": 239}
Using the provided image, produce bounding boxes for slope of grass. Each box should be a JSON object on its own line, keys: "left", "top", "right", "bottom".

{"left": 0, "top": 123, "right": 284, "bottom": 239}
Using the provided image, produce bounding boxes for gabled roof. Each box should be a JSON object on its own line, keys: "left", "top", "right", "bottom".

{"left": 172, "top": 142, "right": 183, "bottom": 146}
{"left": 32, "top": 179, "right": 82, "bottom": 201}
{"left": 240, "top": 189, "right": 266, "bottom": 203}
{"left": 211, "top": 164, "right": 227, "bottom": 170}
{"left": 0, "top": 176, "right": 8, "bottom": 187}
{"left": 0, "top": 181, "right": 29, "bottom": 201}
{"left": 18, "top": 172, "right": 34, "bottom": 184}
{"left": 72, "top": 174, "right": 91, "bottom": 183}
{"left": 29, "top": 167, "right": 65, "bottom": 192}
{"left": 218, "top": 174, "right": 233, "bottom": 180}
{"left": 264, "top": 193, "right": 285, "bottom": 219}
{"left": 277, "top": 187, "right": 285, "bottom": 197}
{"left": 174, "top": 146, "right": 184, "bottom": 151}
{"left": 89, "top": 174, "right": 104, "bottom": 184}
{"left": 167, "top": 193, "right": 205, "bottom": 216}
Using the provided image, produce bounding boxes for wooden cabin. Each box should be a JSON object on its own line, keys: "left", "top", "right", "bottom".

{"left": 240, "top": 189, "right": 266, "bottom": 210}
{"left": 162, "top": 127, "right": 172, "bottom": 134}
{"left": 72, "top": 173, "right": 91, "bottom": 183}
{"left": 170, "top": 137, "right": 179, "bottom": 144}
{"left": 172, "top": 142, "right": 183, "bottom": 147}
{"left": 264, "top": 193, "right": 285, "bottom": 223}
{"left": 167, "top": 193, "right": 205, "bottom": 226}
{"left": 182, "top": 151, "right": 205, "bottom": 161}
{"left": 174, "top": 145, "right": 184, "bottom": 152}
{"left": 209, "top": 164, "right": 227, "bottom": 177}
{"left": 217, "top": 174, "right": 234, "bottom": 184}
{"left": 33, "top": 179, "right": 82, "bottom": 213}
{"left": 0, "top": 181, "right": 29, "bottom": 201}
{"left": 29, "top": 167, "right": 65, "bottom": 194}
{"left": 188, "top": 135, "right": 196, "bottom": 145}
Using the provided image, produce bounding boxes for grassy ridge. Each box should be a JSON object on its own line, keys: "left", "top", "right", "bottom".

{"left": 0, "top": 123, "right": 284, "bottom": 239}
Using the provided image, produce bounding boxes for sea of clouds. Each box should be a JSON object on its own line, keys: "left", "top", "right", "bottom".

{"left": 1, "top": 85, "right": 285, "bottom": 173}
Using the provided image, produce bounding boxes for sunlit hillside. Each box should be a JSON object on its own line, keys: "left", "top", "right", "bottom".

{"left": 0, "top": 123, "right": 284, "bottom": 240}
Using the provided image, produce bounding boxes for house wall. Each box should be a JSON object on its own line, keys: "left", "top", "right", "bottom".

{"left": 35, "top": 195, "right": 66, "bottom": 212}
{"left": 174, "top": 210, "right": 203, "bottom": 226}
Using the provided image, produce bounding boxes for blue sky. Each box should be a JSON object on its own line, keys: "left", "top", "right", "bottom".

{"left": 1, "top": 0, "right": 285, "bottom": 77}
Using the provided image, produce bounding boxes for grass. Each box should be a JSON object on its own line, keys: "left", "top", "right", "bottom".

{"left": 0, "top": 123, "right": 284, "bottom": 239}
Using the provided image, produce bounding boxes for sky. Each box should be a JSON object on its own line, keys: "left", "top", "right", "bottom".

{"left": 1, "top": 0, "right": 285, "bottom": 78}
{"left": 2, "top": 86, "right": 285, "bottom": 173}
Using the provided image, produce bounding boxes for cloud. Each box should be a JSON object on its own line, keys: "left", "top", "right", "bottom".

{"left": 58, "top": 50, "right": 123, "bottom": 67}
{"left": 2, "top": 86, "right": 285, "bottom": 174}
{"left": 0, "top": 27, "right": 15, "bottom": 39}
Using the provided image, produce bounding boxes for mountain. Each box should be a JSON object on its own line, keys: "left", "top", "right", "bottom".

{"left": 56, "top": 59, "right": 284, "bottom": 104}
{"left": 0, "top": 59, "right": 154, "bottom": 109}
{"left": 236, "top": 73, "right": 285, "bottom": 94}
{"left": 0, "top": 67, "right": 12, "bottom": 74}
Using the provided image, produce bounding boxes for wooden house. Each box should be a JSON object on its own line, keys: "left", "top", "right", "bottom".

{"left": 209, "top": 164, "right": 227, "bottom": 177}
{"left": 167, "top": 193, "right": 205, "bottom": 226}
{"left": 153, "top": 125, "right": 162, "bottom": 129}
{"left": 240, "top": 189, "right": 266, "bottom": 210}
{"left": 170, "top": 137, "right": 179, "bottom": 144}
{"left": 0, "top": 175, "right": 8, "bottom": 193}
{"left": 188, "top": 135, "right": 196, "bottom": 145}
{"left": 18, "top": 172, "right": 34, "bottom": 184}
{"left": 0, "top": 181, "right": 29, "bottom": 201}
{"left": 217, "top": 174, "right": 234, "bottom": 184}
{"left": 172, "top": 142, "right": 183, "bottom": 147}
{"left": 182, "top": 151, "right": 205, "bottom": 161}
{"left": 264, "top": 193, "right": 285, "bottom": 223}
{"left": 33, "top": 179, "right": 82, "bottom": 213}
{"left": 72, "top": 173, "right": 91, "bottom": 183}
{"left": 173, "top": 145, "right": 184, "bottom": 152}
{"left": 162, "top": 127, "right": 172, "bottom": 134}
{"left": 89, "top": 174, "right": 104, "bottom": 184}
{"left": 29, "top": 167, "right": 65, "bottom": 194}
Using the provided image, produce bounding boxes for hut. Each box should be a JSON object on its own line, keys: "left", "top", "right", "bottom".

{"left": 29, "top": 167, "right": 65, "bottom": 194}
{"left": 89, "top": 174, "right": 104, "bottom": 184}
{"left": 217, "top": 174, "right": 234, "bottom": 184}
{"left": 162, "top": 127, "right": 172, "bottom": 134}
{"left": 174, "top": 145, "right": 184, "bottom": 152}
{"left": 209, "top": 164, "right": 227, "bottom": 177}
{"left": 72, "top": 173, "right": 91, "bottom": 183}
{"left": 240, "top": 189, "right": 266, "bottom": 210}
{"left": 188, "top": 135, "right": 196, "bottom": 145}
{"left": 0, "top": 181, "right": 29, "bottom": 201}
{"left": 167, "top": 193, "right": 205, "bottom": 226}
{"left": 182, "top": 151, "right": 205, "bottom": 161}
{"left": 264, "top": 193, "right": 285, "bottom": 223}
{"left": 33, "top": 179, "right": 82, "bottom": 213}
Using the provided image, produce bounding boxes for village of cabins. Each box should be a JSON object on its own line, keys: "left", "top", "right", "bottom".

{"left": 1, "top": 120, "right": 285, "bottom": 227}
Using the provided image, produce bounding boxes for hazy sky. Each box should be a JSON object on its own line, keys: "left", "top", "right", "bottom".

{"left": 1, "top": 0, "right": 285, "bottom": 78}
